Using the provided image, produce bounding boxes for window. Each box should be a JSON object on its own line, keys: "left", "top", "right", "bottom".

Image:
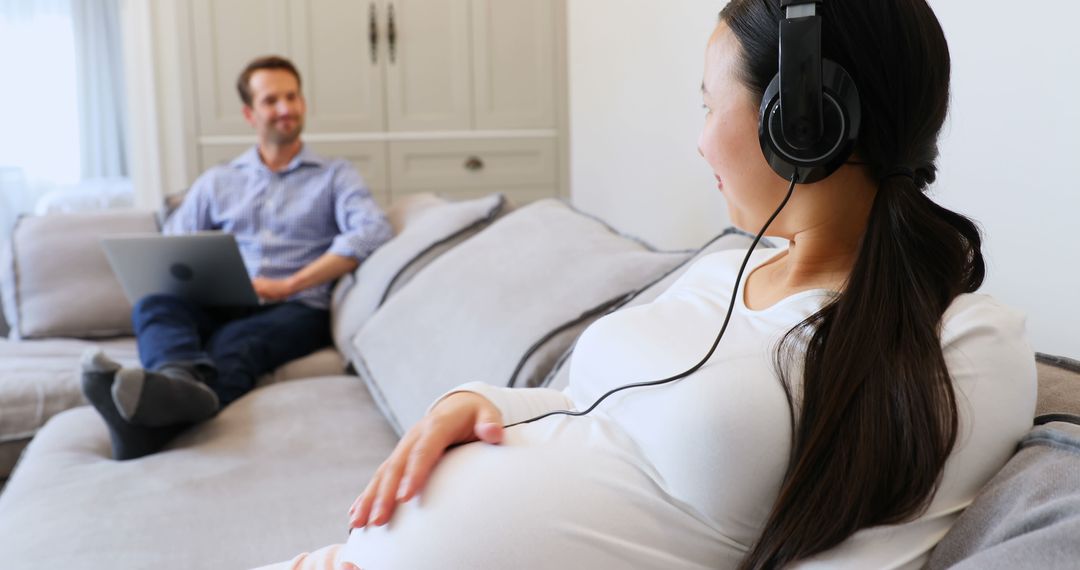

{"left": 0, "top": 0, "right": 129, "bottom": 241}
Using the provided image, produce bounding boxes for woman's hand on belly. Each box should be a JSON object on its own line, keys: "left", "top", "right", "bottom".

{"left": 347, "top": 391, "right": 505, "bottom": 529}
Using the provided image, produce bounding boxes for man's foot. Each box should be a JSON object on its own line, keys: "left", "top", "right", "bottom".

{"left": 80, "top": 350, "right": 219, "bottom": 460}
{"left": 112, "top": 363, "right": 220, "bottom": 427}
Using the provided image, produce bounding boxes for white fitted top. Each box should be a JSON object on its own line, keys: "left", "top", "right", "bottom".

{"left": 343, "top": 248, "right": 1036, "bottom": 569}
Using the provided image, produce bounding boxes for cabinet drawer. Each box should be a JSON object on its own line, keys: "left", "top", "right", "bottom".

{"left": 392, "top": 185, "right": 558, "bottom": 206}
{"left": 388, "top": 138, "right": 556, "bottom": 190}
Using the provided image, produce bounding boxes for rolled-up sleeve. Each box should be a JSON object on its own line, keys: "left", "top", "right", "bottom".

{"left": 329, "top": 164, "right": 393, "bottom": 261}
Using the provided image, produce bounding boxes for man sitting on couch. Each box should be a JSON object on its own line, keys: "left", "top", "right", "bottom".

{"left": 81, "top": 55, "right": 392, "bottom": 460}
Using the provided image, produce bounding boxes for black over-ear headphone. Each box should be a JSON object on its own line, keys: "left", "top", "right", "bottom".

{"left": 759, "top": 0, "right": 860, "bottom": 184}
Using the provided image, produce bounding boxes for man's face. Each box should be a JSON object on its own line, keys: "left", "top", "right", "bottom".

{"left": 243, "top": 69, "right": 306, "bottom": 146}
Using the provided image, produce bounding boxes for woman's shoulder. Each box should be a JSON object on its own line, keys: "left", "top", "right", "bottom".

{"left": 941, "top": 293, "right": 1029, "bottom": 348}
{"left": 940, "top": 293, "right": 1036, "bottom": 394}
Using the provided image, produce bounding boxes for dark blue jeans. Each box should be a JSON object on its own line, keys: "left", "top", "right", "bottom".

{"left": 132, "top": 294, "right": 332, "bottom": 407}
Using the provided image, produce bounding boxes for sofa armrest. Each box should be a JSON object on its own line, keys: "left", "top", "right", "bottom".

{"left": 926, "top": 418, "right": 1080, "bottom": 569}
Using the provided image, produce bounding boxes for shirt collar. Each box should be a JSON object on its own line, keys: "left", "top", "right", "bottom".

{"left": 230, "top": 144, "right": 326, "bottom": 173}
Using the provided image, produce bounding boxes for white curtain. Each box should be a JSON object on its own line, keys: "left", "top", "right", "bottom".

{"left": 0, "top": 0, "right": 80, "bottom": 240}
{"left": 0, "top": 0, "right": 130, "bottom": 241}
{"left": 72, "top": 0, "right": 128, "bottom": 179}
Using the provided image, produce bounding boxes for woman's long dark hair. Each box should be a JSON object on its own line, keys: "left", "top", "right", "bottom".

{"left": 719, "top": 1, "right": 986, "bottom": 568}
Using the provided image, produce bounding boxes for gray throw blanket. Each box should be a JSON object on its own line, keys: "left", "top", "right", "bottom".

{"left": 926, "top": 417, "right": 1080, "bottom": 569}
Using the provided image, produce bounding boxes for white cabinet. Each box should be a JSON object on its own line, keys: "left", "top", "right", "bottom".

{"left": 190, "top": 0, "right": 290, "bottom": 137}
{"left": 384, "top": 0, "right": 473, "bottom": 131}
{"left": 184, "top": 0, "right": 565, "bottom": 207}
{"left": 289, "top": 0, "right": 387, "bottom": 133}
{"left": 471, "top": 0, "right": 557, "bottom": 129}
{"left": 389, "top": 138, "right": 556, "bottom": 197}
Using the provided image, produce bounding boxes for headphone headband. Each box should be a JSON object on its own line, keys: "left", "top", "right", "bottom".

{"left": 758, "top": 0, "right": 860, "bottom": 184}
{"left": 778, "top": 1, "right": 823, "bottom": 149}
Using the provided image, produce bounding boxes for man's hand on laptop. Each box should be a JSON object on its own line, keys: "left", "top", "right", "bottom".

{"left": 252, "top": 277, "right": 296, "bottom": 302}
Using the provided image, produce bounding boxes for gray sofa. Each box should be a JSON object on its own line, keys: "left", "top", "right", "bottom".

{"left": 0, "top": 194, "right": 1077, "bottom": 569}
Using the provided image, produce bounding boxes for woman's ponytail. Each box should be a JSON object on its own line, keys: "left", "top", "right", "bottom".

{"left": 740, "top": 171, "right": 982, "bottom": 569}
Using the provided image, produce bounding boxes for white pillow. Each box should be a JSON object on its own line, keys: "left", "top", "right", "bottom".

{"left": 351, "top": 199, "right": 691, "bottom": 433}
{"left": 331, "top": 193, "right": 508, "bottom": 358}
{"left": 0, "top": 210, "right": 159, "bottom": 339}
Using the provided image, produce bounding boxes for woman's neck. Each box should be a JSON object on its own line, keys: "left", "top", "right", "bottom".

{"left": 773, "top": 232, "right": 862, "bottom": 291}
{"left": 744, "top": 168, "right": 877, "bottom": 310}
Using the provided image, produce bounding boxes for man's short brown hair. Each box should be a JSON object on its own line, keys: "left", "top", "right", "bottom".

{"left": 236, "top": 55, "right": 302, "bottom": 107}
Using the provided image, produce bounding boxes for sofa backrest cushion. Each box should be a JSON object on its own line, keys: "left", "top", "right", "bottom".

{"left": 1035, "top": 353, "right": 1080, "bottom": 419}
{"left": 331, "top": 192, "right": 507, "bottom": 358}
{"left": 545, "top": 228, "right": 765, "bottom": 391}
{"left": 351, "top": 199, "right": 691, "bottom": 434}
{"left": 0, "top": 210, "right": 159, "bottom": 339}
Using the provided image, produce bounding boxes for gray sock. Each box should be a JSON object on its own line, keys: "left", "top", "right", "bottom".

{"left": 80, "top": 349, "right": 187, "bottom": 460}
{"left": 111, "top": 365, "right": 220, "bottom": 427}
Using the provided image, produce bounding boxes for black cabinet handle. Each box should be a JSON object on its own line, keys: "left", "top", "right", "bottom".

{"left": 388, "top": 4, "right": 397, "bottom": 64}
{"left": 464, "top": 156, "right": 484, "bottom": 171}
{"left": 368, "top": 3, "right": 378, "bottom": 64}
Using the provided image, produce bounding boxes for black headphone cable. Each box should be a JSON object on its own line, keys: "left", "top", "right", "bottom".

{"left": 504, "top": 173, "right": 800, "bottom": 429}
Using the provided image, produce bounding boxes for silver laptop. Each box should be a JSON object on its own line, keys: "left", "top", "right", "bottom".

{"left": 101, "top": 232, "right": 260, "bottom": 307}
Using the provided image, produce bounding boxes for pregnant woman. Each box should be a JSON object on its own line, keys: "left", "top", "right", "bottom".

{"left": 263, "top": 0, "right": 1035, "bottom": 568}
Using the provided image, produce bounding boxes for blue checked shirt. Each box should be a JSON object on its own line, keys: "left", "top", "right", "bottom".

{"left": 165, "top": 145, "right": 392, "bottom": 309}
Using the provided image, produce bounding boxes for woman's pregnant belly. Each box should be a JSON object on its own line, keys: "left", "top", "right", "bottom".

{"left": 341, "top": 416, "right": 742, "bottom": 570}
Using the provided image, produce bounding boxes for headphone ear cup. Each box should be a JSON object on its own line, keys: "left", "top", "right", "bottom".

{"left": 758, "top": 59, "right": 861, "bottom": 184}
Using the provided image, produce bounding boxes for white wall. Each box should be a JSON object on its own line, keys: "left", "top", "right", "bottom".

{"left": 567, "top": 0, "right": 729, "bottom": 251}
{"left": 567, "top": 1, "right": 1079, "bottom": 358}
{"left": 929, "top": 1, "right": 1079, "bottom": 358}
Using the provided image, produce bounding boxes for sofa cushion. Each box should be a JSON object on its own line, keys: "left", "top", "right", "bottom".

{"left": 925, "top": 418, "right": 1080, "bottom": 569}
{"left": 0, "top": 337, "right": 139, "bottom": 478}
{"left": 0, "top": 338, "right": 345, "bottom": 480}
{"left": 0, "top": 376, "right": 399, "bottom": 569}
{"left": 1035, "top": 353, "right": 1080, "bottom": 418}
{"left": 544, "top": 228, "right": 764, "bottom": 392}
{"left": 352, "top": 199, "right": 692, "bottom": 434}
{"left": 258, "top": 347, "right": 346, "bottom": 388}
{"left": 0, "top": 210, "right": 159, "bottom": 339}
{"left": 331, "top": 193, "right": 507, "bottom": 357}
{"left": 0, "top": 338, "right": 139, "bottom": 446}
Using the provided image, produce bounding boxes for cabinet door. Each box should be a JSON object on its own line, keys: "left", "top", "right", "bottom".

{"left": 198, "top": 143, "right": 252, "bottom": 171}
{"left": 191, "top": 0, "right": 290, "bottom": 136}
{"left": 471, "top": 0, "right": 556, "bottom": 129}
{"left": 384, "top": 0, "right": 472, "bottom": 131}
{"left": 288, "top": 0, "right": 386, "bottom": 133}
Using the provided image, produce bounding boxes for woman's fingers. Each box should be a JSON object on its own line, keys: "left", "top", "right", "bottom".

{"left": 348, "top": 467, "right": 384, "bottom": 528}
{"left": 396, "top": 428, "right": 451, "bottom": 503}
{"left": 349, "top": 429, "right": 418, "bottom": 528}
{"left": 368, "top": 448, "right": 411, "bottom": 525}
{"left": 353, "top": 420, "right": 454, "bottom": 527}
{"left": 347, "top": 393, "right": 504, "bottom": 528}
